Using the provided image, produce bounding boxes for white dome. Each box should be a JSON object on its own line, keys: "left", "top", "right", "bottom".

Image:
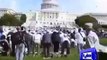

{"left": 41, "top": 0, "right": 59, "bottom": 11}
{"left": 43, "top": 0, "right": 58, "bottom": 4}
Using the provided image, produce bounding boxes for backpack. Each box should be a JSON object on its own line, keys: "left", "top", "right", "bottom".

{"left": 13, "top": 31, "right": 25, "bottom": 45}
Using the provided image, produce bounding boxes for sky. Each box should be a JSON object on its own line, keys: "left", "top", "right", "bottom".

{"left": 0, "top": 0, "right": 107, "bottom": 13}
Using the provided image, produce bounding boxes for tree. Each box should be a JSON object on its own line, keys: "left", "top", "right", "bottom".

{"left": 101, "top": 25, "right": 107, "bottom": 28}
{"left": 75, "top": 15, "right": 101, "bottom": 30}
{"left": 0, "top": 13, "right": 20, "bottom": 26}
{"left": 20, "top": 14, "right": 26, "bottom": 25}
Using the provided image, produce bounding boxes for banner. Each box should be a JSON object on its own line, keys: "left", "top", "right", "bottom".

{"left": 80, "top": 48, "right": 98, "bottom": 60}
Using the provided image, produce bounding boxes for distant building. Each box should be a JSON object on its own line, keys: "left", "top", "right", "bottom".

{"left": 1, "top": 0, "right": 107, "bottom": 29}
{"left": 85, "top": 13, "right": 107, "bottom": 25}
{"left": 25, "top": 0, "right": 78, "bottom": 29}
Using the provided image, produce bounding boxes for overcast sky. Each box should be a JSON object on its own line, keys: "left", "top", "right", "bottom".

{"left": 0, "top": 0, "right": 107, "bottom": 13}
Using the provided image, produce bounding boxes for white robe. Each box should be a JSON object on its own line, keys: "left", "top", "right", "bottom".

{"left": 87, "top": 31, "right": 107, "bottom": 53}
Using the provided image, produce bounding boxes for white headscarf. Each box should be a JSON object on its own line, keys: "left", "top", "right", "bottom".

{"left": 85, "top": 23, "right": 93, "bottom": 29}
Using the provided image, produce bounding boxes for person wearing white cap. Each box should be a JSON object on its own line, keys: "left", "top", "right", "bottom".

{"left": 84, "top": 23, "right": 100, "bottom": 49}
{"left": 85, "top": 23, "right": 93, "bottom": 29}
{"left": 85, "top": 23, "right": 107, "bottom": 53}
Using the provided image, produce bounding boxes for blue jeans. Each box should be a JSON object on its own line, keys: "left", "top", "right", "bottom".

{"left": 15, "top": 43, "right": 25, "bottom": 60}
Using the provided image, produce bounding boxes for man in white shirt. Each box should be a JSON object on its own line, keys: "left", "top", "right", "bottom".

{"left": 85, "top": 23, "right": 100, "bottom": 51}
{"left": 74, "top": 28, "right": 84, "bottom": 53}
{"left": 31, "top": 31, "right": 42, "bottom": 56}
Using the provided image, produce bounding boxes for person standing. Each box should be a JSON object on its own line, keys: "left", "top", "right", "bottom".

{"left": 25, "top": 30, "right": 34, "bottom": 55}
{"left": 14, "top": 26, "right": 26, "bottom": 60}
{"left": 31, "top": 31, "right": 42, "bottom": 56}
{"left": 8, "top": 30, "right": 15, "bottom": 56}
{"left": 41, "top": 30, "right": 52, "bottom": 59}
{"left": 84, "top": 23, "right": 100, "bottom": 50}
{"left": 51, "top": 30, "right": 61, "bottom": 55}
{"left": 0, "top": 28, "right": 10, "bottom": 56}
{"left": 85, "top": 22, "right": 107, "bottom": 56}
{"left": 75, "top": 28, "right": 85, "bottom": 53}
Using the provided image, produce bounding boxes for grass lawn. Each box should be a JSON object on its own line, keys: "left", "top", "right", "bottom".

{"left": 100, "top": 38, "right": 107, "bottom": 46}
{"left": 0, "top": 38, "right": 107, "bottom": 60}
{"left": 25, "top": 48, "right": 79, "bottom": 60}
{"left": 0, "top": 48, "right": 79, "bottom": 60}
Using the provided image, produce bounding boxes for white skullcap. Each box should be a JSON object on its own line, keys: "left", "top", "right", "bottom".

{"left": 85, "top": 23, "right": 93, "bottom": 28}
{"left": 53, "top": 30, "right": 58, "bottom": 32}
{"left": 46, "top": 30, "right": 52, "bottom": 34}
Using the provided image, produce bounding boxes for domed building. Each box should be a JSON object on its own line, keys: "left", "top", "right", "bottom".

{"left": 24, "top": 0, "right": 78, "bottom": 29}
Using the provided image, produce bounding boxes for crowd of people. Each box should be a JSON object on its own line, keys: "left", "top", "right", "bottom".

{"left": 0, "top": 23, "right": 102, "bottom": 60}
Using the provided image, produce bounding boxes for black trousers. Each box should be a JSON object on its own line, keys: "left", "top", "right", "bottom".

{"left": 53, "top": 41, "right": 60, "bottom": 52}
{"left": 61, "top": 41, "right": 70, "bottom": 55}
{"left": 11, "top": 43, "right": 15, "bottom": 56}
{"left": 43, "top": 43, "right": 51, "bottom": 57}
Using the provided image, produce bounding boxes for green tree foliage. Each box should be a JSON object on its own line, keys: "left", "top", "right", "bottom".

{"left": 0, "top": 13, "right": 26, "bottom": 26}
{"left": 20, "top": 14, "right": 26, "bottom": 25}
{"left": 101, "top": 25, "right": 107, "bottom": 28}
{"left": 0, "top": 14, "right": 20, "bottom": 26}
{"left": 75, "top": 15, "right": 101, "bottom": 30}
